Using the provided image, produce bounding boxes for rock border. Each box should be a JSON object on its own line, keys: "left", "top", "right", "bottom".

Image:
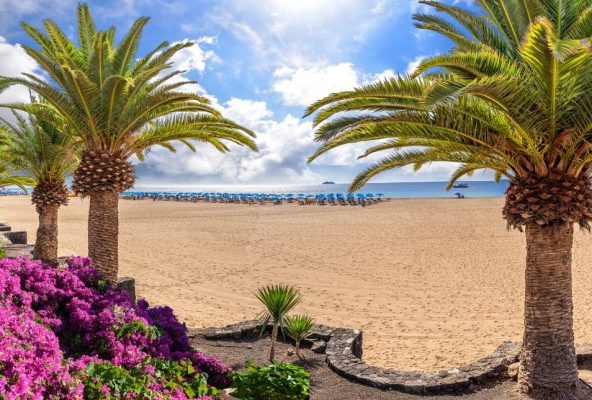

{"left": 202, "top": 320, "right": 592, "bottom": 394}
{"left": 202, "top": 320, "right": 518, "bottom": 393}
{"left": 325, "top": 329, "right": 518, "bottom": 393}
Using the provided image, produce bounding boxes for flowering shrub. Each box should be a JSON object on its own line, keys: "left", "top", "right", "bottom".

{"left": 0, "top": 266, "right": 83, "bottom": 399}
{"left": 69, "top": 355, "right": 218, "bottom": 399}
{"left": 0, "top": 257, "right": 231, "bottom": 399}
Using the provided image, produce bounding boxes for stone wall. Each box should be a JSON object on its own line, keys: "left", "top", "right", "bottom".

{"left": 325, "top": 328, "right": 518, "bottom": 393}
{"left": 3, "top": 231, "right": 27, "bottom": 244}
{"left": 202, "top": 320, "right": 521, "bottom": 394}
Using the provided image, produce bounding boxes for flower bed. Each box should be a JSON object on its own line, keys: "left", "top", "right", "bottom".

{"left": 0, "top": 256, "right": 230, "bottom": 399}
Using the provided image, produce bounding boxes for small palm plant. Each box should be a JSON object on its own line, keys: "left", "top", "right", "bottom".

{"left": 255, "top": 285, "right": 301, "bottom": 362}
{"left": 284, "top": 315, "right": 314, "bottom": 360}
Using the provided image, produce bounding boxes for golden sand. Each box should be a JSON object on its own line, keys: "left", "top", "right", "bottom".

{"left": 2, "top": 195, "right": 592, "bottom": 372}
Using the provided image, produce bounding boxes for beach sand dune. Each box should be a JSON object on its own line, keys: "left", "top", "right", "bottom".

{"left": 3, "top": 195, "right": 592, "bottom": 372}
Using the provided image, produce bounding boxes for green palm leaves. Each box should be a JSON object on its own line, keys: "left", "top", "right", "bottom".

{"left": 284, "top": 315, "right": 314, "bottom": 359}
{"left": 0, "top": 103, "right": 76, "bottom": 186}
{"left": 0, "top": 3, "right": 257, "bottom": 159}
{"left": 305, "top": 0, "right": 592, "bottom": 194}
{"left": 255, "top": 285, "right": 302, "bottom": 362}
{"left": 256, "top": 284, "right": 302, "bottom": 330}
{"left": 0, "top": 2, "right": 258, "bottom": 282}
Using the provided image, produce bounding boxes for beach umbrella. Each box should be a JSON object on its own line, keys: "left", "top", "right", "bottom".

{"left": 298, "top": 193, "right": 305, "bottom": 197}
{"left": 366, "top": 193, "right": 374, "bottom": 198}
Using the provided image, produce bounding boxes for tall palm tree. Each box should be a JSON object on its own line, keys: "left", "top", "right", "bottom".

{"left": 0, "top": 103, "right": 77, "bottom": 263}
{"left": 304, "top": 1, "right": 592, "bottom": 398}
{"left": 0, "top": 4, "right": 257, "bottom": 285}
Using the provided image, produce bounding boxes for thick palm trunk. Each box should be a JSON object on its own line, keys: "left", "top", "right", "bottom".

{"left": 33, "top": 204, "right": 59, "bottom": 263}
{"left": 518, "top": 222, "right": 579, "bottom": 399}
{"left": 88, "top": 191, "right": 119, "bottom": 286}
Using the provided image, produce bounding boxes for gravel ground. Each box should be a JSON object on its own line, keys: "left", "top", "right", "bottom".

{"left": 190, "top": 331, "right": 592, "bottom": 400}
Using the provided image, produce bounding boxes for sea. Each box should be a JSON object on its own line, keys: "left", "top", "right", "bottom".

{"left": 128, "top": 180, "right": 509, "bottom": 199}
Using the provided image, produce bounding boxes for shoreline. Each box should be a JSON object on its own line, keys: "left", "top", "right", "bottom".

{"left": 3, "top": 195, "right": 592, "bottom": 372}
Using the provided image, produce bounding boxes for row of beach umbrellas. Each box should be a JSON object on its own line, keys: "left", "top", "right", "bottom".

{"left": 121, "top": 191, "right": 385, "bottom": 199}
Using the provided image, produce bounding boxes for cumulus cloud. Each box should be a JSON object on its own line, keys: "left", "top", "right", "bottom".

{"left": 138, "top": 97, "right": 322, "bottom": 185}
{"left": 271, "top": 62, "right": 398, "bottom": 107}
{"left": 0, "top": 36, "right": 42, "bottom": 120}
{"left": 152, "top": 37, "right": 219, "bottom": 94}
{"left": 168, "top": 37, "right": 220, "bottom": 74}
{"left": 271, "top": 63, "right": 360, "bottom": 107}
{"left": 406, "top": 55, "right": 426, "bottom": 75}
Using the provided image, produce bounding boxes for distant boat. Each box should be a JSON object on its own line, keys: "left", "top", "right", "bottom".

{"left": 452, "top": 182, "right": 469, "bottom": 189}
{"left": 322, "top": 181, "right": 335, "bottom": 185}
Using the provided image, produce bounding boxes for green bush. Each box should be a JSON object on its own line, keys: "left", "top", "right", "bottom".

{"left": 230, "top": 361, "right": 309, "bottom": 400}
{"left": 81, "top": 357, "right": 218, "bottom": 399}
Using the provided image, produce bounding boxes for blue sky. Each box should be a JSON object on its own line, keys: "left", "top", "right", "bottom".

{"left": 0, "top": 0, "right": 481, "bottom": 186}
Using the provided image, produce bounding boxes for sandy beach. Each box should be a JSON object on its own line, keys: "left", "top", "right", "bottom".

{"left": 3, "top": 195, "right": 592, "bottom": 372}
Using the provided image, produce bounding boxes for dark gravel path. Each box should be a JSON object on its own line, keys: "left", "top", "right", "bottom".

{"left": 190, "top": 331, "right": 592, "bottom": 400}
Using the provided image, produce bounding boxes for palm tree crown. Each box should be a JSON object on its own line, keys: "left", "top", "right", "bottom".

{"left": 305, "top": 1, "right": 592, "bottom": 397}
{"left": 0, "top": 3, "right": 258, "bottom": 283}
{"left": 305, "top": 0, "right": 592, "bottom": 230}
{"left": 0, "top": 103, "right": 76, "bottom": 205}
{"left": 0, "top": 3, "right": 257, "bottom": 194}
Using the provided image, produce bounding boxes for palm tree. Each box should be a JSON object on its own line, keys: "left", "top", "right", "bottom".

{"left": 284, "top": 314, "right": 314, "bottom": 359}
{"left": 304, "top": 1, "right": 592, "bottom": 398}
{"left": 0, "top": 4, "right": 257, "bottom": 285}
{"left": 255, "top": 285, "right": 302, "bottom": 362}
{"left": 0, "top": 103, "right": 76, "bottom": 263}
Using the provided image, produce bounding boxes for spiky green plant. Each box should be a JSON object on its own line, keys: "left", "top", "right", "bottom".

{"left": 0, "top": 101, "right": 77, "bottom": 262}
{"left": 304, "top": 1, "right": 592, "bottom": 397}
{"left": 0, "top": 3, "right": 257, "bottom": 285}
{"left": 284, "top": 314, "right": 314, "bottom": 359}
{"left": 255, "top": 285, "right": 302, "bottom": 362}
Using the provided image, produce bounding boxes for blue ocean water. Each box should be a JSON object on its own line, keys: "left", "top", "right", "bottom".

{"left": 131, "top": 180, "right": 509, "bottom": 199}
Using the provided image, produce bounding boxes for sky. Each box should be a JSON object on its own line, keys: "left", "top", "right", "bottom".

{"left": 0, "top": 0, "right": 481, "bottom": 187}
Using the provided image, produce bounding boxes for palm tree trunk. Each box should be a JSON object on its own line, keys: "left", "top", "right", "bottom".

{"left": 88, "top": 190, "right": 119, "bottom": 286}
{"left": 296, "top": 340, "right": 301, "bottom": 359}
{"left": 270, "top": 324, "right": 279, "bottom": 362}
{"left": 518, "top": 222, "right": 579, "bottom": 400}
{"left": 33, "top": 204, "right": 59, "bottom": 263}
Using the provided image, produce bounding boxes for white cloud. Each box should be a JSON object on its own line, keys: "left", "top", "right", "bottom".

{"left": 271, "top": 63, "right": 360, "bottom": 107}
{"left": 406, "top": 55, "right": 426, "bottom": 75}
{"left": 0, "top": 36, "right": 42, "bottom": 121}
{"left": 271, "top": 63, "right": 397, "bottom": 107}
{"left": 168, "top": 37, "right": 220, "bottom": 75}
{"left": 140, "top": 96, "right": 322, "bottom": 184}
{"left": 222, "top": 98, "right": 273, "bottom": 127}
{"left": 153, "top": 37, "right": 220, "bottom": 94}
